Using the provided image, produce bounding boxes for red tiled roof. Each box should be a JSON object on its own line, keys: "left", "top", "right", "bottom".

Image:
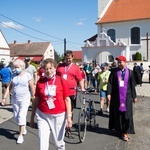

{"left": 72, "top": 51, "right": 82, "bottom": 60}
{"left": 9, "top": 42, "right": 51, "bottom": 56}
{"left": 32, "top": 56, "right": 43, "bottom": 61}
{"left": 97, "top": 0, "right": 150, "bottom": 24}
{"left": 15, "top": 56, "right": 43, "bottom": 62}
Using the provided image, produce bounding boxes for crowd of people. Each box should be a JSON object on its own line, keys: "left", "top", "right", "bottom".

{"left": 0, "top": 51, "right": 150, "bottom": 149}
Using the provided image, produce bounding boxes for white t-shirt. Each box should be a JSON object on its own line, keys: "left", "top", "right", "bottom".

{"left": 12, "top": 72, "right": 32, "bottom": 101}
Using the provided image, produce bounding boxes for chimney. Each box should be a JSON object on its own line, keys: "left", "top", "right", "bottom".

{"left": 28, "top": 40, "right": 31, "bottom": 44}
{"left": 14, "top": 40, "right": 17, "bottom": 44}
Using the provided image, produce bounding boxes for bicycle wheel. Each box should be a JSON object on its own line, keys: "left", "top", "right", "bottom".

{"left": 78, "top": 106, "right": 87, "bottom": 142}
{"left": 89, "top": 101, "right": 97, "bottom": 128}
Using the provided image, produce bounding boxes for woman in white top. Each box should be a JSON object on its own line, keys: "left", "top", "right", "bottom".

{"left": 1, "top": 59, "right": 35, "bottom": 144}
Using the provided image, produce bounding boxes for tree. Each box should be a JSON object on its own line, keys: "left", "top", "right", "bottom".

{"left": 54, "top": 50, "right": 64, "bottom": 63}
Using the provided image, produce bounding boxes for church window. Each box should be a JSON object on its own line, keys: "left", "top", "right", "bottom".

{"left": 131, "top": 27, "right": 140, "bottom": 44}
{"left": 107, "top": 29, "right": 116, "bottom": 42}
{"left": 108, "top": 55, "right": 114, "bottom": 62}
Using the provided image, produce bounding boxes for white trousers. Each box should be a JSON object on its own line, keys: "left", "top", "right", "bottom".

{"left": 36, "top": 109, "right": 66, "bottom": 150}
{"left": 12, "top": 99, "right": 30, "bottom": 126}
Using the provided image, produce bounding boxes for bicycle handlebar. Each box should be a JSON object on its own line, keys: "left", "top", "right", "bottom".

{"left": 81, "top": 87, "right": 95, "bottom": 94}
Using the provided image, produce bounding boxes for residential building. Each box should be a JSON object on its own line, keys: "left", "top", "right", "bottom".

{"left": 72, "top": 51, "right": 82, "bottom": 63}
{"left": 9, "top": 40, "right": 54, "bottom": 63}
{"left": 0, "top": 30, "right": 10, "bottom": 62}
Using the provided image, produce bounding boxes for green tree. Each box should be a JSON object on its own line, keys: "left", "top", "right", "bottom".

{"left": 54, "top": 50, "right": 64, "bottom": 63}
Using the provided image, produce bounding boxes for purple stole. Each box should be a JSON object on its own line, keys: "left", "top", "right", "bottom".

{"left": 117, "top": 67, "right": 129, "bottom": 112}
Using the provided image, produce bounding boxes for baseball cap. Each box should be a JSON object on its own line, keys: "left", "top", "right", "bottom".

{"left": 115, "top": 55, "right": 126, "bottom": 62}
{"left": 100, "top": 63, "right": 106, "bottom": 68}
{"left": 24, "top": 57, "right": 31, "bottom": 61}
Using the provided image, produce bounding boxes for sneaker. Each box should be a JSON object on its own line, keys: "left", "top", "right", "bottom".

{"left": 98, "top": 109, "right": 103, "bottom": 115}
{"left": 17, "top": 135, "right": 24, "bottom": 144}
{"left": 106, "top": 107, "right": 109, "bottom": 113}
{"left": 23, "top": 127, "right": 27, "bottom": 135}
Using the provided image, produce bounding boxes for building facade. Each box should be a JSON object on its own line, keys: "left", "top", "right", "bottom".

{"left": 82, "top": 0, "right": 150, "bottom": 64}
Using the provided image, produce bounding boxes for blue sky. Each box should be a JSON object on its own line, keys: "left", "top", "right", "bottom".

{"left": 0, "top": 0, "right": 98, "bottom": 55}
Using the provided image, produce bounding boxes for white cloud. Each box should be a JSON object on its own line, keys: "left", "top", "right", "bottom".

{"left": 1, "top": 21, "right": 24, "bottom": 29}
{"left": 76, "top": 18, "right": 86, "bottom": 26}
{"left": 32, "top": 17, "right": 42, "bottom": 22}
{"left": 76, "top": 22, "right": 84, "bottom": 26}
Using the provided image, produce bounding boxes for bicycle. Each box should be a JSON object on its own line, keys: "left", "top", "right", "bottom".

{"left": 78, "top": 87, "right": 98, "bottom": 142}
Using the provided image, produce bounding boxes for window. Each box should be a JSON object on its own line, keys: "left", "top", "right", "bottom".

{"left": 131, "top": 27, "right": 140, "bottom": 44}
{"left": 108, "top": 55, "right": 114, "bottom": 62}
{"left": 107, "top": 29, "right": 116, "bottom": 42}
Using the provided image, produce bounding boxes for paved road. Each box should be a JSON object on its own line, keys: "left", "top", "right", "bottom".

{"left": 0, "top": 83, "right": 150, "bottom": 150}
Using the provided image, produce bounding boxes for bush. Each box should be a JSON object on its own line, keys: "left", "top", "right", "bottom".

{"left": 135, "top": 52, "right": 142, "bottom": 60}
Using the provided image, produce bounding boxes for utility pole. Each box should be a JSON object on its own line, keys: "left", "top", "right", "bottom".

{"left": 64, "top": 38, "right": 66, "bottom": 54}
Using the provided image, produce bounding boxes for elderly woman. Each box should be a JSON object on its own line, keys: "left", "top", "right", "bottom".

{"left": 30, "top": 58, "right": 72, "bottom": 150}
{"left": 1, "top": 59, "right": 35, "bottom": 144}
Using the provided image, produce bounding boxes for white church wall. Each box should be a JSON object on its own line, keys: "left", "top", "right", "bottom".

{"left": 98, "top": 0, "right": 112, "bottom": 19}
{"left": 82, "top": 46, "right": 126, "bottom": 64}
{"left": 98, "top": 19, "right": 150, "bottom": 60}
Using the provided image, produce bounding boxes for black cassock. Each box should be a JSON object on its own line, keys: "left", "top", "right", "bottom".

{"left": 107, "top": 68, "right": 137, "bottom": 134}
{"left": 133, "top": 66, "right": 142, "bottom": 85}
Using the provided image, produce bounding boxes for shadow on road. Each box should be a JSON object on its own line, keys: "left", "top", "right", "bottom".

{"left": 0, "top": 128, "right": 18, "bottom": 141}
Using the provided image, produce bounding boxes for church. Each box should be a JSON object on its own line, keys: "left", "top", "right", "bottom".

{"left": 82, "top": 0, "right": 150, "bottom": 64}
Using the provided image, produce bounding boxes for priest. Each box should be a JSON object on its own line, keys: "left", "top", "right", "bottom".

{"left": 107, "top": 55, "right": 138, "bottom": 142}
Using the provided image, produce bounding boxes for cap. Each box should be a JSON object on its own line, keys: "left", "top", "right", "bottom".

{"left": 100, "top": 63, "right": 106, "bottom": 68}
{"left": 115, "top": 55, "right": 126, "bottom": 62}
{"left": 24, "top": 57, "right": 30, "bottom": 61}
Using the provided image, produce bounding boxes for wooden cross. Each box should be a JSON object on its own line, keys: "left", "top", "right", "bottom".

{"left": 141, "top": 33, "right": 150, "bottom": 60}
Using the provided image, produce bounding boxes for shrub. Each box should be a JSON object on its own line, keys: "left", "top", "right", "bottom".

{"left": 135, "top": 52, "right": 142, "bottom": 61}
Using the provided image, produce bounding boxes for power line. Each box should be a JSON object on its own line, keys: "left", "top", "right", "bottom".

{"left": 0, "top": 13, "right": 84, "bottom": 48}
{"left": 0, "top": 13, "right": 64, "bottom": 41}
{"left": 0, "top": 22, "right": 50, "bottom": 42}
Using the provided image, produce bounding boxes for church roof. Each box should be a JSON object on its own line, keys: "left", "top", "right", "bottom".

{"left": 97, "top": 0, "right": 150, "bottom": 24}
{"left": 84, "top": 34, "right": 98, "bottom": 42}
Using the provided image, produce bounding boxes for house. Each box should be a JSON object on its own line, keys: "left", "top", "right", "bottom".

{"left": 0, "top": 30, "right": 10, "bottom": 62}
{"left": 82, "top": 0, "right": 150, "bottom": 64}
{"left": 72, "top": 51, "right": 82, "bottom": 63}
{"left": 9, "top": 40, "right": 54, "bottom": 64}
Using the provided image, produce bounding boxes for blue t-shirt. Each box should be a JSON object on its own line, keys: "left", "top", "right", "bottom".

{"left": 0, "top": 67, "right": 12, "bottom": 83}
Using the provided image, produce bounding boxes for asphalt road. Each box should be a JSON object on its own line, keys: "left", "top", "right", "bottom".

{"left": 0, "top": 92, "right": 150, "bottom": 150}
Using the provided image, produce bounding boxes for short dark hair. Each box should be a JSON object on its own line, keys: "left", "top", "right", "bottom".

{"left": 64, "top": 50, "right": 73, "bottom": 57}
